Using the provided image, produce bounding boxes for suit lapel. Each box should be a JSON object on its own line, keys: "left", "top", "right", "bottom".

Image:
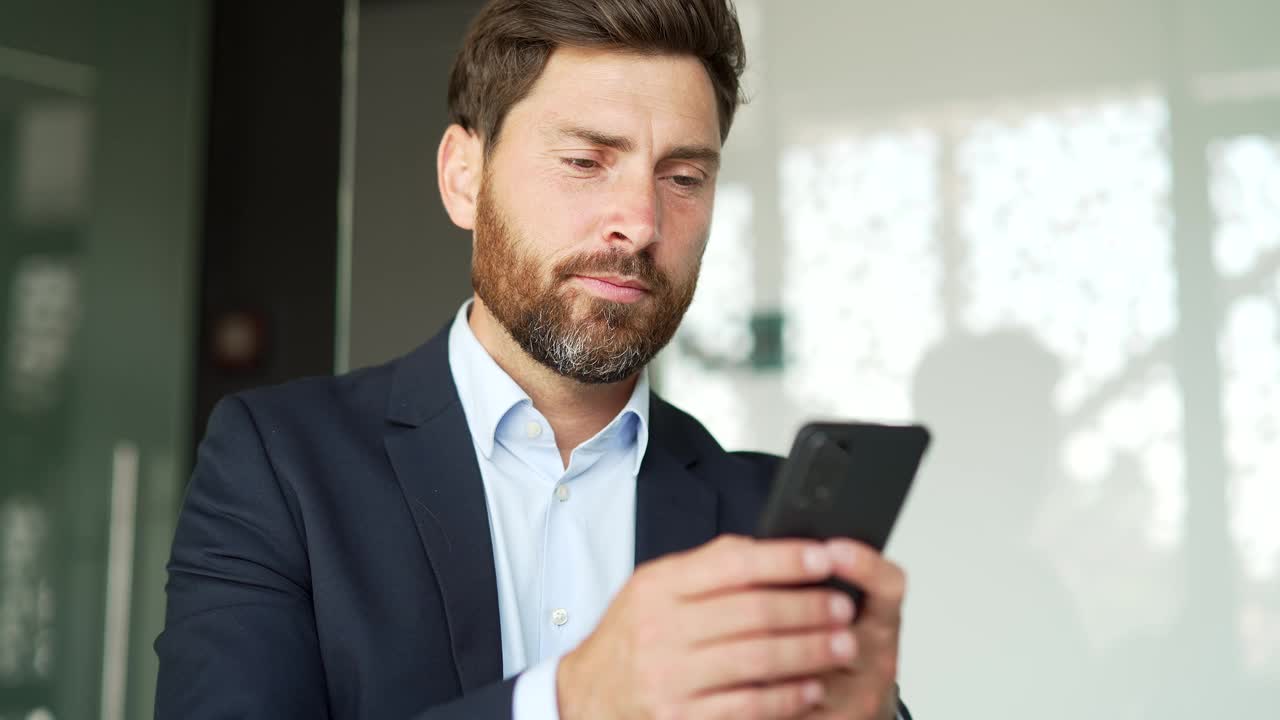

{"left": 384, "top": 329, "right": 503, "bottom": 692}
{"left": 635, "top": 397, "right": 720, "bottom": 565}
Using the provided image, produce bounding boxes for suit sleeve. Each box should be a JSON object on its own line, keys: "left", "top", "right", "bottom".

{"left": 155, "top": 395, "right": 331, "bottom": 718}
{"left": 156, "top": 396, "right": 527, "bottom": 720}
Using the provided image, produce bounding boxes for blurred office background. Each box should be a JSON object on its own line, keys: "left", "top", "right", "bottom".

{"left": 1, "top": 0, "right": 1277, "bottom": 718}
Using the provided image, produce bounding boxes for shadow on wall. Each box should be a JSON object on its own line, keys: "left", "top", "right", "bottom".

{"left": 899, "top": 329, "right": 1271, "bottom": 718}
{"left": 900, "top": 330, "right": 1094, "bottom": 718}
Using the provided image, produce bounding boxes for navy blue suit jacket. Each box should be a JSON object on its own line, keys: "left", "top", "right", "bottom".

{"left": 155, "top": 325, "right": 912, "bottom": 719}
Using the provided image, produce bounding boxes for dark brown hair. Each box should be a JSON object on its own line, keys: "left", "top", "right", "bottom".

{"left": 447, "top": 0, "right": 747, "bottom": 153}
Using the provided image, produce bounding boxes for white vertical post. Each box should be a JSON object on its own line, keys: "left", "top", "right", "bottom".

{"left": 100, "top": 442, "right": 139, "bottom": 720}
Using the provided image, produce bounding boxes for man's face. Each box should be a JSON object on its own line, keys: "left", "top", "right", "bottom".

{"left": 471, "top": 46, "right": 721, "bottom": 384}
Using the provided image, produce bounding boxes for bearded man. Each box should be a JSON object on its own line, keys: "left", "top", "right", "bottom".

{"left": 156, "top": 1, "right": 913, "bottom": 718}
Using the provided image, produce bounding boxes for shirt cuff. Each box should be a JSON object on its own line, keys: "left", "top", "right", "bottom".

{"left": 512, "top": 655, "right": 563, "bottom": 720}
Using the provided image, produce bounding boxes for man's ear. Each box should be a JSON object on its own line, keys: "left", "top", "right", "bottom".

{"left": 437, "top": 124, "right": 485, "bottom": 230}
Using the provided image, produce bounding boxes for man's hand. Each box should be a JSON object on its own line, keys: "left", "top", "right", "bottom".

{"left": 805, "top": 539, "right": 905, "bottom": 720}
{"left": 556, "top": 535, "right": 859, "bottom": 720}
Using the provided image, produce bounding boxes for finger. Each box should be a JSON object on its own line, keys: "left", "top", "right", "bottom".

{"left": 808, "top": 667, "right": 854, "bottom": 713}
{"left": 687, "top": 677, "right": 825, "bottom": 720}
{"left": 689, "top": 627, "right": 857, "bottom": 691}
{"left": 687, "top": 588, "right": 855, "bottom": 646}
{"left": 825, "top": 539, "right": 906, "bottom": 623}
{"left": 851, "top": 619, "right": 901, "bottom": 682}
{"left": 808, "top": 680, "right": 900, "bottom": 720}
{"left": 663, "top": 535, "right": 834, "bottom": 598}
{"left": 807, "top": 669, "right": 898, "bottom": 720}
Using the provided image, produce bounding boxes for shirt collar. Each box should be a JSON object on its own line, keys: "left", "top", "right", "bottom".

{"left": 447, "top": 299, "right": 650, "bottom": 473}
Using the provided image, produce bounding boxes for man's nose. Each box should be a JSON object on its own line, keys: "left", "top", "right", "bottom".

{"left": 602, "top": 175, "right": 660, "bottom": 251}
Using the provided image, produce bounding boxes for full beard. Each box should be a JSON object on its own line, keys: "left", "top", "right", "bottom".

{"left": 471, "top": 184, "right": 699, "bottom": 385}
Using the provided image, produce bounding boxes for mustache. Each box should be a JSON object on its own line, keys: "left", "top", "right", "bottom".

{"left": 554, "top": 249, "right": 670, "bottom": 293}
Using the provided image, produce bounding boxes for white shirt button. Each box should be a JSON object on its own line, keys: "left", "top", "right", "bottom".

{"left": 551, "top": 608, "right": 569, "bottom": 626}
{"left": 525, "top": 421, "right": 543, "bottom": 439}
{"left": 555, "top": 485, "right": 570, "bottom": 502}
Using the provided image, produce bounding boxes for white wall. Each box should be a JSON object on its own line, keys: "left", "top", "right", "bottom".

{"left": 657, "top": 0, "right": 1280, "bottom": 716}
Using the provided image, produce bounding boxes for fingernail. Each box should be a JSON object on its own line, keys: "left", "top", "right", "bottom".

{"left": 830, "top": 594, "right": 854, "bottom": 623}
{"left": 802, "top": 680, "right": 824, "bottom": 704}
{"left": 831, "top": 630, "right": 855, "bottom": 659}
{"left": 828, "top": 541, "right": 857, "bottom": 568}
{"left": 804, "top": 546, "right": 831, "bottom": 574}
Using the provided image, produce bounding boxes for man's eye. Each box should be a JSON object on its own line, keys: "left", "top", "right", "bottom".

{"left": 672, "top": 175, "right": 703, "bottom": 188}
{"left": 565, "top": 158, "right": 598, "bottom": 170}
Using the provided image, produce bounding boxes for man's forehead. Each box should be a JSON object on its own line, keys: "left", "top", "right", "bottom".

{"left": 538, "top": 44, "right": 706, "bottom": 83}
{"left": 515, "top": 46, "right": 721, "bottom": 145}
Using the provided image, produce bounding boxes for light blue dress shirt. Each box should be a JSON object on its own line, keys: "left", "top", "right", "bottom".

{"left": 448, "top": 301, "right": 648, "bottom": 720}
{"left": 447, "top": 301, "right": 902, "bottom": 720}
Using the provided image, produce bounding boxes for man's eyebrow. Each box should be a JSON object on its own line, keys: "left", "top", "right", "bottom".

{"left": 665, "top": 144, "right": 721, "bottom": 171}
{"left": 546, "top": 123, "right": 721, "bottom": 170}
{"left": 548, "top": 123, "right": 635, "bottom": 153}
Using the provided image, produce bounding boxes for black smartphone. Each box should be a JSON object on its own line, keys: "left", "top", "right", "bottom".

{"left": 756, "top": 421, "right": 931, "bottom": 605}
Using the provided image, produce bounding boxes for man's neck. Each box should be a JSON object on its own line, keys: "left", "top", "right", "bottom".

{"left": 468, "top": 298, "right": 639, "bottom": 466}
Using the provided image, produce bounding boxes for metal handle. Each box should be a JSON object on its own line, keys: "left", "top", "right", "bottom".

{"left": 100, "top": 442, "right": 139, "bottom": 720}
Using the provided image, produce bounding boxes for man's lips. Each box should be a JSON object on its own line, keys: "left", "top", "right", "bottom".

{"left": 573, "top": 275, "right": 650, "bottom": 291}
{"left": 571, "top": 275, "right": 651, "bottom": 303}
